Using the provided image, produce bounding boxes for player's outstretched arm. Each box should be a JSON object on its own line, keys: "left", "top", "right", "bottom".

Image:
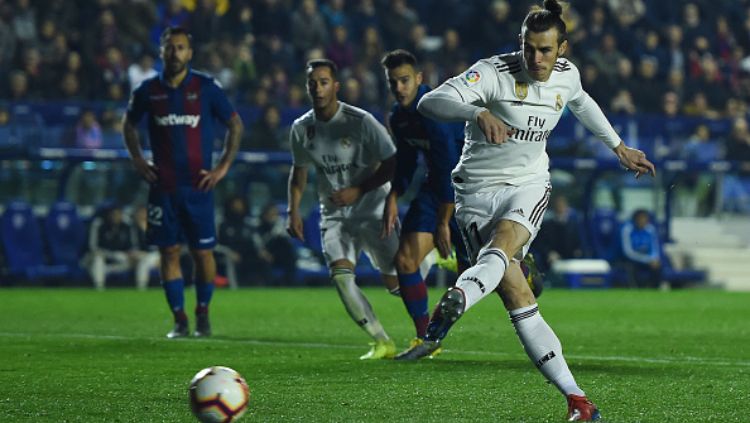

{"left": 198, "top": 114, "right": 244, "bottom": 191}
{"left": 380, "top": 191, "right": 399, "bottom": 239}
{"left": 122, "top": 116, "right": 158, "bottom": 183}
{"left": 286, "top": 166, "right": 307, "bottom": 241}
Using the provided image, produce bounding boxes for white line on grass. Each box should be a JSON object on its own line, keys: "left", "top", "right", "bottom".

{"left": 1, "top": 331, "right": 748, "bottom": 368}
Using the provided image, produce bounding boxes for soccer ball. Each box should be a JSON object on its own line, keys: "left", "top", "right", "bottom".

{"left": 189, "top": 366, "right": 250, "bottom": 422}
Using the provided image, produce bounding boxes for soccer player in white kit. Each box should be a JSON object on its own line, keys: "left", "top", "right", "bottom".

{"left": 397, "top": 1, "right": 656, "bottom": 421}
{"left": 286, "top": 59, "right": 404, "bottom": 360}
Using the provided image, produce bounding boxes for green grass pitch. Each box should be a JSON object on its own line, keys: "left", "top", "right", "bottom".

{"left": 0, "top": 288, "right": 748, "bottom": 422}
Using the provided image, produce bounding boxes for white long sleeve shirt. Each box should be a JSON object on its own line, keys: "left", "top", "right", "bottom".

{"left": 418, "top": 51, "right": 621, "bottom": 193}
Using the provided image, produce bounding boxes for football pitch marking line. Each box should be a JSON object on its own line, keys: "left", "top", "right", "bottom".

{"left": 2, "top": 331, "right": 748, "bottom": 368}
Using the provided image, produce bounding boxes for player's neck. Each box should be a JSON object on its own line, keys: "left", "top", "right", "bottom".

{"left": 164, "top": 68, "right": 189, "bottom": 88}
{"left": 314, "top": 101, "right": 340, "bottom": 122}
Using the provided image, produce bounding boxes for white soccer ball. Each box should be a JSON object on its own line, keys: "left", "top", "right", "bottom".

{"left": 189, "top": 366, "right": 250, "bottom": 422}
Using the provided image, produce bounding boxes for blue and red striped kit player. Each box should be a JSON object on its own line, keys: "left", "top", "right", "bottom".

{"left": 123, "top": 26, "right": 243, "bottom": 339}
{"left": 380, "top": 50, "right": 468, "bottom": 357}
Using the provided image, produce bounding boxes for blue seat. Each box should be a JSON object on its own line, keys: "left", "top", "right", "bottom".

{"left": 0, "top": 200, "right": 70, "bottom": 282}
{"left": 588, "top": 208, "right": 621, "bottom": 262}
{"left": 44, "top": 201, "right": 87, "bottom": 279}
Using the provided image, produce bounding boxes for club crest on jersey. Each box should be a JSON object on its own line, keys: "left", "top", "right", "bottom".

{"left": 340, "top": 137, "right": 352, "bottom": 148}
{"left": 555, "top": 94, "right": 563, "bottom": 111}
{"left": 514, "top": 81, "right": 528, "bottom": 100}
{"left": 464, "top": 69, "right": 481, "bottom": 85}
{"left": 306, "top": 125, "right": 315, "bottom": 140}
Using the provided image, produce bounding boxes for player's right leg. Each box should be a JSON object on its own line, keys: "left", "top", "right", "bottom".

{"left": 160, "top": 244, "right": 189, "bottom": 338}
{"left": 147, "top": 190, "right": 189, "bottom": 338}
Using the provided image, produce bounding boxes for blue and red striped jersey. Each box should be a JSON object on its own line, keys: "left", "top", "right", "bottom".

{"left": 126, "top": 69, "right": 236, "bottom": 192}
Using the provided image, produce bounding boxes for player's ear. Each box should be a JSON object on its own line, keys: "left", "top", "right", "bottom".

{"left": 416, "top": 71, "right": 423, "bottom": 85}
{"left": 334, "top": 80, "right": 340, "bottom": 93}
{"left": 558, "top": 39, "right": 568, "bottom": 56}
{"left": 518, "top": 33, "right": 523, "bottom": 48}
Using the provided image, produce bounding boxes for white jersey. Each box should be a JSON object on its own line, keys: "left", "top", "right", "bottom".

{"left": 290, "top": 101, "right": 397, "bottom": 219}
{"left": 437, "top": 51, "right": 620, "bottom": 192}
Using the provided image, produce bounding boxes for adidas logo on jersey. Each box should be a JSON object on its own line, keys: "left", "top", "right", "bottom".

{"left": 511, "top": 208, "right": 525, "bottom": 217}
{"left": 154, "top": 114, "right": 201, "bottom": 128}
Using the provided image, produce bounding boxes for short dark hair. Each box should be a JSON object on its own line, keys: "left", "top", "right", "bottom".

{"left": 306, "top": 59, "right": 338, "bottom": 79}
{"left": 380, "top": 49, "right": 418, "bottom": 70}
{"left": 522, "top": 0, "right": 567, "bottom": 43}
{"left": 160, "top": 26, "right": 193, "bottom": 48}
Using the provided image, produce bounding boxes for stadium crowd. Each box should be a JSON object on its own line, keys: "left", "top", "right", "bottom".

{"left": 0, "top": 0, "right": 750, "bottom": 159}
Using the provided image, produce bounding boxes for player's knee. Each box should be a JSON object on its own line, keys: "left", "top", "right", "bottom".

{"left": 190, "top": 249, "right": 214, "bottom": 263}
{"left": 160, "top": 245, "right": 182, "bottom": 262}
{"left": 394, "top": 250, "right": 420, "bottom": 274}
{"left": 330, "top": 267, "right": 354, "bottom": 288}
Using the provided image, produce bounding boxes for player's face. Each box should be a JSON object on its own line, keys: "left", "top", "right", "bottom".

{"left": 520, "top": 28, "right": 567, "bottom": 82}
{"left": 307, "top": 66, "right": 339, "bottom": 111}
{"left": 386, "top": 64, "right": 423, "bottom": 108}
{"left": 160, "top": 34, "right": 193, "bottom": 76}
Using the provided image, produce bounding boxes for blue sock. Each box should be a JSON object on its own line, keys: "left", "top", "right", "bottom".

{"left": 163, "top": 278, "right": 186, "bottom": 321}
{"left": 195, "top": 280, "right": 214, "bottom": 313}
{"left": 398, "top": 271, "right": 429, "bottom": 338}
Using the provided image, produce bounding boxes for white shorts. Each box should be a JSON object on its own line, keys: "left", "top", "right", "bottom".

{"left": 454, "top": 180, "right": 551, "bottom": 263}
{"left": 320, "top": 215, "right": 399, "bottom": 276}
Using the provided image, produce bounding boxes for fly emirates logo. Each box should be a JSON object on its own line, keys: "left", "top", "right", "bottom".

{"left": 154, "top": 114, "right": 201, "bottom": 128}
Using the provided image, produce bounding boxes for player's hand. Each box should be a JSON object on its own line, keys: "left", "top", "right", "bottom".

{"left": 330, "top": 186, "right": 362, "bottom": 207}
{"left": 286, "top": 211, "right": 304, "bottom": 241}
{"left": 198, "top": 166, "right": 228, "bottom": 192}
{"left": 132, "top": 157, "right": 158, "bottom": 183}
{"left": 381, "top": 194, "right": 399, "bottom": 239}
{"left": 614, "top": 144, "right": 656, "bottom": 178}
{"left": 476, "top": 110, "right": 516, "bottom": 144}
{"left": 434, "top": 223, "right": 452, "bottom": 259}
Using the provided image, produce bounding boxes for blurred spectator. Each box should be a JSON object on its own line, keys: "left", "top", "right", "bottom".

{"left": 477, "top": 0, "right": 518, "bottom": 55}
{"left": 86, "top": 204, "right": 139, "bottom": 290}
{"left": 665, "top": 24, "right": 686, "bottom": 74}
{"left": 342, "top": 62, "right": 381, "bottom": 110}
{"left": 587, "top": 33, "right": 626, "bottom": 83}
{"left": 380, "top": 0, "right": 419, "bottom": 49}
{"left": 290, "top": 0, "right": 328, "bottom": 56}
{"left": 205, "top": 50, "right": 234, "bottom": 91}
{"left": 216, "top": 195, "right": 261, "bottom": 286}
{"left": 581, "top": 64, "right": 611, "bottom": 108}
{"left": 12, "top": 0, "right": 37, "bottom": 46}
{"left": 254, "top": 0, "right": 289, "bottom": 39}
{"left": 244, "top": 105, "right": 288, "bottom": 151}
{"left": 326, "top": 25, "right": 355, "bottom": 71}
{"left": 7, "top": 69, "right": 31, "bottom": 100}
{"left": 320, "top": 0, "right": 348, "bottom": 31}
{"left": 133, "top": 205, "right": 160, "bottom": 291}
{"left": 689, "top": 54, "right": 730, "bottom": 110}
{"left": 683, "top": 92, "right": 721, "bottom": 120}
{"left": 232, "top": 43, "right": 257, "bottom": 94}
{"left": 341, "top": 77, "right": 363, "bottom": 108}
{"left": 680, "top": 124, "right": 720, "bottom": 162}
{"left": 150, "top": 0, "right": 190, "bottom": 46}
{"left": 633, "top": 57, "right": 664, "bottom": 113}
{"left": 59, "top": 72, "right": 84, "bottom": 100}
{"left": 535, "top": 195, "right": 583, "bottom": 273}
{"left": 0, "top": 13, "right": 16, "bottom": 68}
{"left": 75, "top": 110, "right": 103, "bottom": 149}
{"left": 96, "top": 46, "right": 129, "bottom": 96}
{"left": 350, "top": 0, "right": 379, "bottom": 41}
{"left": 610, "top": 89, "right": 637, "bottom": 115}
{"left": 620, "top": 209, "right": 662, "bottom": 288}
{"left": 636, "top": 30, "right": 668, "bottom": 78}
{"left": 252, "top": 203, "right": 297, "bottom": 285}
{"left": 189, "top": 0, "right": 224, "bottom": 46}
{"left": 128, "top": 54, "right": 157, "bottom": 91}
{"left": 436, "top": 29, "right": 468, "bottom": 78}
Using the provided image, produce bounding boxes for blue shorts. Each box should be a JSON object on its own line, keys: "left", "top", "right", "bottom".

{"left": 402, "top": 187, "right": 469, "bottom": 268}
{"left": 146, "top": 187, "right": 216, "bottom": 250}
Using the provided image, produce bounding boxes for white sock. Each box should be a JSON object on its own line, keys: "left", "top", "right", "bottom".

{"left": 510, "top": 304, "right": 585, "bottom": 397}
{"left": 455, "top": 247, "right": 508, "bottom": 311}
{"left": 331, "top": 269, "right": 389, "bottom": 341}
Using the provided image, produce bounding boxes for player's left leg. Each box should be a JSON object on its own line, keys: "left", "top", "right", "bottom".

{"left": 191, "top": 248, "right": 216, "bottom": 337}
{"left": 394, "top": 231, "right": 436, "bottom": 339}
{"left": 498, "top": 267, "right": 600, "bottom": 421}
